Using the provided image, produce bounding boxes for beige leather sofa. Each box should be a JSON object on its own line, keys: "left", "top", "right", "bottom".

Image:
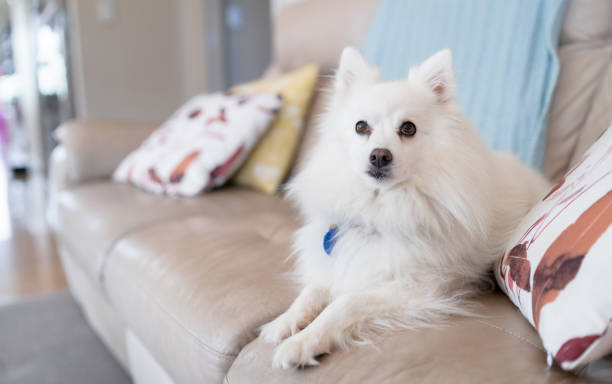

{"left": 49, "top": 0, "right": 612, "bottom": 383}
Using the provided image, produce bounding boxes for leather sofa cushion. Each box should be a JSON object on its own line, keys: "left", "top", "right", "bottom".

{"left": 560, "top": 0, "right": 612, "bottom": 44}
{"left": 55, "top": 181, "right": 294, "bottom": 284}
{"left": 570, "top": 59, "right": 612, "bottom": 167}
{"left": 544, "top": 41, "right": 612, "bottom": 181}
{"left": 272, "top": 0, "right": 379, "bottom": 74}
{"left": 55, "top": 120, "right": 159, "bottom": 185}
{"left": 103, "top": 214, "right": 300, "bottom": 383}
{"left": 225, "top": 294, "right": 589, "bottom": 383}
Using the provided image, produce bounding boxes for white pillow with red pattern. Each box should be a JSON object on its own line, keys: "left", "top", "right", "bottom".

{"left": 496, "top": 125, "right": 612, "bottom": 371}
{"left": 113, "top": 91, "right": 281, "bottom": 196}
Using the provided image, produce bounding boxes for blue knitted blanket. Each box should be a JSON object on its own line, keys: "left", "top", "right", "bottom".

{"left": 362, "top": 0, "right": 567, "bottom": 168}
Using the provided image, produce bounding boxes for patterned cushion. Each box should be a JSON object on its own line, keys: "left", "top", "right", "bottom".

{"left": 231, "top": 65, "right": 319, "bottom": 194}
{"left": 113, "top": 92, "right": 281, "bottom": 196}
{"left": 496, "top": 125, "right": 612, "bottom": 371}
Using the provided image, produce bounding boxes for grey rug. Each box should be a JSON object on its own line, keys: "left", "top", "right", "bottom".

{"left": 0, "top": 292, "right": 131, "bottom": 384}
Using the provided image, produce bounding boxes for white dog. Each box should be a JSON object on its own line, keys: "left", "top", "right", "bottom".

{"left": 260, "top": 47, "right": 550, "bottom": 368}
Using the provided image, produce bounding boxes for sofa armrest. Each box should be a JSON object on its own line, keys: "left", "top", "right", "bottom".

{"left": 47, "top": 120, "right": 158, "bottom": 229}
{"left": 52, "top": 120, "right": 158, "bottom": 187}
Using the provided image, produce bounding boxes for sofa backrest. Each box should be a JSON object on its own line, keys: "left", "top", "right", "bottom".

{"left": 272, "top": 0, "right": 612, "bottom": 181}
{"left": 547, "top": 0, "right": 612, "bottom": 180}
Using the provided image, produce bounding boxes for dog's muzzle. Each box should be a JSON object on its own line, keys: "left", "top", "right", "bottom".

{"left": 367, "top": 167, "right": 391, "bottom": 181}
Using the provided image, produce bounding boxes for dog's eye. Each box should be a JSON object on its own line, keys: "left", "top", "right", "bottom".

{"left": 399, "top": 121, "right": 417, "bottom": 137}
{"left": 355, "top": 120, "right": 370, "bottom": 135}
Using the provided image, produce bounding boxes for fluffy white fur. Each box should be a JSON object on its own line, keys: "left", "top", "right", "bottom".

{"left": 260, "top": 47, "right": 550, "bottom": 368}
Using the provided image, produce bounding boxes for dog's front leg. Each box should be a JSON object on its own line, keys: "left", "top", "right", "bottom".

{"left": 272, "top": 286, "right": 401, "bottom": 368}
{"left": 260, "top": 284, "right": 330, "bottom": 344}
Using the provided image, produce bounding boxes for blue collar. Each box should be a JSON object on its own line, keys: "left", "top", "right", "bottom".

{"left": 323, "top": 225, "right": 339, "bottom": 256}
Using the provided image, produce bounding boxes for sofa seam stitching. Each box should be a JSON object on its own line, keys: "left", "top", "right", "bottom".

{"left": 474, "top": 319, "right": 544, "bottom": 352}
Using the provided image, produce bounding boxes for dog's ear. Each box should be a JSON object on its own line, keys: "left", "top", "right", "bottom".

{"left": 408, "top": 49, "right": 456, "bottom": 102}
{"left": 335, "top": 47, "right": 379, "bottom": 96}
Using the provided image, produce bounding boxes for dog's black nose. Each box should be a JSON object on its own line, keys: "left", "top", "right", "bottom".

{"left": 369, "top": 148, "right": 393, "bottom": 168}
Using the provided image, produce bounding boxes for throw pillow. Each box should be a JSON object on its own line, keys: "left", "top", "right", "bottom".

{"left": 231, "top": 64, "right": 319, "bottom": 194}
{"left": 496, "top": 125, "right": 612, "bottom": 371}
{"left": 113, "top": 92, "right": 281, "bottom": 196}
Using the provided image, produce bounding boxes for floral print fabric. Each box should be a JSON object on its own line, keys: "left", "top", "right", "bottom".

{"left": 496, "top": 125, "right": 612, "bottom": 371}
{"left": 113, "top": 92, "right": 281, "bottom": 197}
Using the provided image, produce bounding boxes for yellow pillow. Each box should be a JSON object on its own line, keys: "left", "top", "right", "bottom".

{"left": 231, "top": 65, "right": 319, "bottom": 194}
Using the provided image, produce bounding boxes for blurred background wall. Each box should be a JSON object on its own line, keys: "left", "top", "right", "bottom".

{"left": 67, "top": 0, "right": 206, "bottom": 122}
{"left": 0, "top": 0, "right": 281, "bottom": 173}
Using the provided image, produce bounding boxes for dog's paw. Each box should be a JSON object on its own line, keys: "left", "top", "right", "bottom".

{"left": 272, "top": 333, "right": 323, "bottom": 369}
{"left": 260, "top": 315, "right": 294, "bottom": 344}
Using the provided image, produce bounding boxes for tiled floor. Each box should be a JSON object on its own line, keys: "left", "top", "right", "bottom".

{"left": 0, "top": 164, "right": 67, "bottom": 305}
